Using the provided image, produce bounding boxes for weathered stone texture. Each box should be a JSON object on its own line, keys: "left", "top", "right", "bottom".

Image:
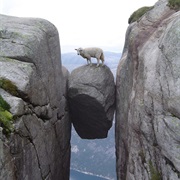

{"left": 68, "top": 65, "right": 115, "bottom": 139}
{"left": 0, "top": 14, "right": 71, "bottom": 180}
{"left": 116, "top": 0, "right": 180, "bottom": 179}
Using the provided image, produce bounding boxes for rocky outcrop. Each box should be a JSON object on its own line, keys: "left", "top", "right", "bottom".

{"left": 68, "top": 65, "right": 115, "bottom": 139}
{"left": 0, "top": 14, "right": 71, "bottom": 180}
{"left": 116, "top": 0, "right": 180, "bottom": 179}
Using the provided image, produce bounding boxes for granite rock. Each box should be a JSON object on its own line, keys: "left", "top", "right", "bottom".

{"left": 116, "top": 0, "right": 180, "bottom": 179}
{"left": 0, "top": 14, "right": 71, "bottom": 180}
{"left": 68, "top": 65, "right": 115, "bottom": 139}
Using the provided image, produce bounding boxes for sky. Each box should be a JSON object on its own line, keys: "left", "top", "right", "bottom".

{"left": 1, "top": 0, "right": 158, "bottom": 53}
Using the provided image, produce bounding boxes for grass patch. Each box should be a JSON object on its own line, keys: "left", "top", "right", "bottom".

{"left": 0, "top": 93, "right": 10, "bottom": 111}
{"left": 168, "top": 0, "right": 180, "bottom": 10}
{"left": 0, "top": 95, "right": 14, "bottom": 135}
{"left": 128, "top": 6, "right": 153, "bottom": 24}
{"left": 0, "top": 78, "right": 18, "bottom": 96}
{"left": 149, "top": 161, "right": 162, "bottom": 180}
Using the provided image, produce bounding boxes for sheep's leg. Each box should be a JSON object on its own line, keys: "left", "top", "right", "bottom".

{"left": 89, "top": 58, "right": 92, "bottom": 66}
{"left": 86, "top": 58, "right": 92, "bottom": 66}
{"left": 86, "top": 59, "right": 89, "bottom": 65}
{"left": 101, "top": 60, "right": 104, "bottom": 66}
{"left": 96, "top": 59, "right": 100, "bottom": 67}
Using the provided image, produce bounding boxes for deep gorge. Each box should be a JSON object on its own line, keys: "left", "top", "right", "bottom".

{"left": 0, "top": 0, "right": 180, "bottom": 179}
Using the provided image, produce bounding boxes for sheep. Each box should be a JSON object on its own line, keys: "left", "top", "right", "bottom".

{"left": 75, "top": 47, "right": 105, "bottom": 67}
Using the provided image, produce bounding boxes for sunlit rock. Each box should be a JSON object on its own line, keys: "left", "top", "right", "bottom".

{"left": 0, "top": 14, "right": 71, "bottom": 180}
{"left": 116, "top": 0, "right": 180, "bottom": 179}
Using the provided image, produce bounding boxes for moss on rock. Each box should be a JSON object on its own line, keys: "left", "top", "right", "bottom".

{"left": 0, "top": 95, "right": 14, "bottom": 135}
{"left": 0, "top": 78, "right": 18, "bottom": 96}
{"left": 168, "top": 0, "right": 180, "bottom": 10}
{"left": 128, "top": 6, "right": 154, "bottom": 24}
{"left": 0, "top": 93, "right": 10, "bottom": 111}
{"left": 149, "top": 161, "right": 162, "bottom": 180}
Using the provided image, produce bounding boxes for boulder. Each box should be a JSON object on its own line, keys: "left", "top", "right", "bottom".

{"left": 0, "top": 14, "right": 71, "bottom": 180}
{"left": 68, "top": 64, "right": 115, "bottom": 139}
{"left": 116, "top": 0, "right": 180, "bottom": 179}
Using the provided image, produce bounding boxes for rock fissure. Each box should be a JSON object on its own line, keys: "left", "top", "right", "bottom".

{"left": 162, "top": 117, "right": 180, "bottom": 141}
{"left": 149, "top": 101, "right": 159, "bottom": 149}
{"left": 2, "top": 56, "right": 36, "bottom": 66}
{"left": 160, "top": 47, "right": 175, "bottom": 79}
{"left": 15, "top": 102, "right": 54, "bottom": 122}
{"left": 28, "top": 137, "right": 44, "bottom": 180}
{"left": 158, "top": 77, "right": 166, "bottom": 111}
{"left": 165, "top": 156, "right": 180, "bottom": 177}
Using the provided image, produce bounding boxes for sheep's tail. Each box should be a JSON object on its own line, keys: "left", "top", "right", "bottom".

{"left": 100, "top": 52, "right": 105, "bottom": 62}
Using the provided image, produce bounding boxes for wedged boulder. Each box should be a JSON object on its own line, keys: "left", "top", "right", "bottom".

{"left": 68, "top": 64, "right": 115, "bottom": 139}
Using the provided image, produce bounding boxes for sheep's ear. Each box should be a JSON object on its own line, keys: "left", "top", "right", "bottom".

{"left": 75, "top": 49, "right": 77, "bottom": 51}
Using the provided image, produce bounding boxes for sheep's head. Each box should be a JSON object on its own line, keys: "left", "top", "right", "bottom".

{"left": 75, "top": 48, "right": 83, "bottom": 55}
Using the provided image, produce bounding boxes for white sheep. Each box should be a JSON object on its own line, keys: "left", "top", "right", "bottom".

{"left": 75, "top": 47, "right": 105, "bottom": 67}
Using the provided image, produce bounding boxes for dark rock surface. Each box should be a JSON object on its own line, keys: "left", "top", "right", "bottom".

{"left": 68, "top": 64, "right": 115, "bottom": 139}
{"left": 0, "top": 14, "right": 71, "bottom": 180}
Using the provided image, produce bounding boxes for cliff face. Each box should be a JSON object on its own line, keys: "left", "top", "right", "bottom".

{"left": 0, "top": 15, "right": 71, "bottom": 180}
{"left": 115, "top": 0, "right": 180, "bottom": 179}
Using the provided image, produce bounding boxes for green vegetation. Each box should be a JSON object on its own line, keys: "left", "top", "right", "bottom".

{"left": 0, "top": 78, "right": 18, "bottom": 96}
{"left": 128, "top": 6, "right": 153, "bottom": 24}
{"left": 149, "top": 161, "right": 162, "bottom": 180}
{"left": 128, "top": 0, "right": 180, "bottom": 24}
{"left": 0, "top": 95, "right": 14, "bottom": 135}
{"left": 0, "top": 94, "right": 10, "bottom": 111}
{"left": 168, "top": 0, "right": 180, "bottom": 10}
